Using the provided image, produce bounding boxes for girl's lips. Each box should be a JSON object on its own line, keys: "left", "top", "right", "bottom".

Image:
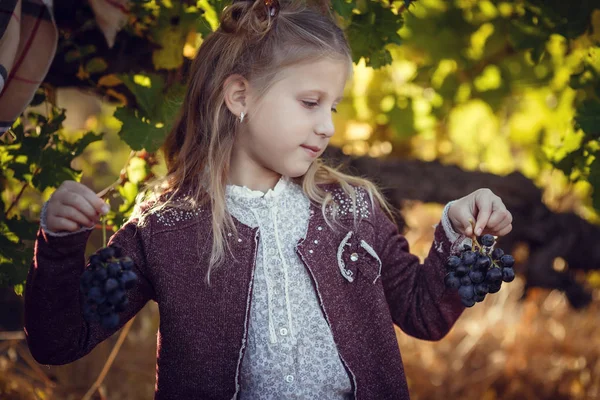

{"left": 301, "top": 145, "right": 320, "bottom": 157}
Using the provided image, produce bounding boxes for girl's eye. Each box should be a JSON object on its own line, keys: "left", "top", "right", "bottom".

{"left": 302, "top": 101, "right": 338, "bottom": 113}
{"left": 302, "top": 101, "right": 318, "bottom": 108}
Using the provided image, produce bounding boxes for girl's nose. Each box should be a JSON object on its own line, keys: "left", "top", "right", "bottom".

{"left": 315, "top": 115, "right": 335, "bottom": 138}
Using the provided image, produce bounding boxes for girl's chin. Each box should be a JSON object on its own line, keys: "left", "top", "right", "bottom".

{"left": 281, "top": 162, "right": 313, "bottom": 178}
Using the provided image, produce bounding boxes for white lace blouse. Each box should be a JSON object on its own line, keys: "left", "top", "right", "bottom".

{"left": 226, "top": 176, "right": 354, "bottom": 399}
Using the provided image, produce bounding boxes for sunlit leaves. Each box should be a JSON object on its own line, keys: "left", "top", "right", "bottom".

{"left": 332, "top": 0, "right": 356, "bottom": 19}
{"left": 347, "top": 2, "right": 404, "bottom": 68}
{"left": 114, "top": 108, "right": 164, "bottom": 153}
{"left": 0, "top": 104, "right": 104, "bottom": 292}
{"left": 151, "top": 3, "right": 203, "bottom": 70}
{"left": 115, "top": 73, "right": 184, "bottom": 152}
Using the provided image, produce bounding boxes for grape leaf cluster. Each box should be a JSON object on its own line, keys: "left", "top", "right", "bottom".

{"left": 445, "top": 234, "right": 515, "bottom": 307}
{"left": 80, "top": 245, "right": 138, "bottom": 329}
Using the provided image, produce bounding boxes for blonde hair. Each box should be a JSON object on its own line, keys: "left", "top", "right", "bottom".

{"left": 133, "top": 0, "right": 394, "bottom": 284}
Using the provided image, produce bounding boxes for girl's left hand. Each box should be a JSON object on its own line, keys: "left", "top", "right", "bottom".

{"left": 447, "top": 188, "right": 513, "bottom": 238}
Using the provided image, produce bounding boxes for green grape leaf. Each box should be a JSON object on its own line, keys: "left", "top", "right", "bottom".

{"left": 5, "top": 217, "right": 39, "bottom": 241}
{"left": 85, "top": 57, "right": 108, "bottom": 74}
{"left": 347, "top": 2, "right": 403, "bottom": 68}
{"left": 71, "top": 131, "right": 104, "bottom": 156}
{"left": 574, "top": 101, "right": 600, "bottom": 138}
{"left": 552, "top": 147, "right": 585, "bottom": 178}
{"left": 118, "top": 73, "right": 166, "bottom": 117}
{"left": 114, "top": 107, "right": 167, "bottom": 153}
{"left": 332, "top": 0, "right": 356, "bottom": 19}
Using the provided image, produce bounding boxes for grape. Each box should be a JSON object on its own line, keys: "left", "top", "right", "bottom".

{"left": 107, "top": 262, "right": 122, "bottom": 278}
{"left": 455, "top": 264, "right": 469, "bottom": 277}
{"left": 502, "top": 267, "right": 515, "bottom": 282}
{"left": 458, "top": 285, "right": 474, "bottom": 299}
{"left": 121, "top": 270, "right": 138, "bottom": 289}
{"left": 445, "top": 272, "right": 461, "bottom": 289}
{"left": 500, "top": 255, "right": 515, "bottom": 268}
{"left": 474, "top": 283, "right": 489, "bottom": 296}
{"left": 460, "top": 275, "right": 472, "bottom": 286}
{"left": 80, "top": 244, "right": 138, "bottom": 329}
{"left": 486, "top": 268, "right": 502, "bottom": 282}
{"left": 461, "top": 297, "right": 476, "bottom": 307}
{"left": 473, "top": 294, "right": 486, "bottom": 302}
{"left": 491, "top": 248, "right": 504, "bottom": 260}
{"left": 488, "top": 281, "right": 502, "bottom": 293}
{"left": 81, "top": 269, "right": 94, "bottom": 284}
{"left": 469, "top": 270, "right": 485, "bottom": 284}
{"left": 99, "top": 246, "right": 116, "bottom": 260}
{"left": 443, "top": 230, "right": 516, "bottom": 307}
{"left": 461, "top": 251, "right": 477, "bottom": 266}
{"left": 475, "top": 254, "right": 491, "bottom": 271}
{"left": 88, "top": 287, "right": 106, "bottom": 304}
{"left": 93, "top": 267, "right": 108, "bottom": 281}
{"left": 120, "top": 257, "right": 134, "bottom": 271}
{"left": 108, "top": 289, "right": 126, "bottom": 306}
{"left": 108, "top": 244, "right": 123, "bottom": 258}
{"left": 446, "top": 255, "right": 461, "bottom": 270}
{"left": 91, "top": 279, "right": 102, "bottom": 288}
{"left": 89, "top": 254, "right": 102, "bottom": 266}
{"left": 480, "top": 234, "right": 495, "bottom": 247}
{"left": 105, "top": 278, "right": 119, "bottom": 293}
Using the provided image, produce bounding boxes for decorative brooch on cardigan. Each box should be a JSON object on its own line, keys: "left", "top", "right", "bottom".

{"left": 337, "top": 231, "right": 382, "bottom": 284}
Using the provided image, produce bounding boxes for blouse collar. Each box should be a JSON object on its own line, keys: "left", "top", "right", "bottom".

{"left": 225, "top": 175, "right": 291, "bottom": 208}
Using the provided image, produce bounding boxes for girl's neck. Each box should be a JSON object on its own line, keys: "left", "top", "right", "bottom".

{"left": 228, "top": 170, "right": 283, "bottom": 193}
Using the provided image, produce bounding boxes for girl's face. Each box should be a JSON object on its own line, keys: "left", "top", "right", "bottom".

{"left": 231, "top": 58, "right": 349, "bottom": 183}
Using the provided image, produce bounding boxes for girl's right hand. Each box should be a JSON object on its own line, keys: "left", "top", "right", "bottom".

{"left": 45, "top": 181, "right": 110, "bottom": 233}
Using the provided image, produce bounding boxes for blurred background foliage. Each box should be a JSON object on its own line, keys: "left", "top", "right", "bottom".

{"left": 2, "top": 0, "right": 600, "bottom": 398}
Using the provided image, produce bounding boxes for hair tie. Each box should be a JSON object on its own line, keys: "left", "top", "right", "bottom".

{"left": 264, "top": 0, "right": 279, "bottom": 17}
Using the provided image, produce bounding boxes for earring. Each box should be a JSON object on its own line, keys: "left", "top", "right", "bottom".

{"left": 239, "top": 112, "right": 246, "bottom": 123}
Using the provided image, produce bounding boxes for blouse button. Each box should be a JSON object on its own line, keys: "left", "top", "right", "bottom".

{"left": 314, "top": 240, "right": 318, "bottom": 244}
{"left": 309, "top": 250, "right": 313, "bottom": 254}
{"left": 280, "top": 327, "right": 288, "bottom": 336}
{"left": 350, "top": 253, "right": 359, "bottom": 262}
{"left": 238, "top": 238, "right": 242, "bottom": 243}
{"left": 317, "top": 226, "right": 323, "bottom": 231}
{"left": 285, "top": 375, "right": 294, "bottom": 383}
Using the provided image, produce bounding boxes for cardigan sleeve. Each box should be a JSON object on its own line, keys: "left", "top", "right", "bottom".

{"left": 374, "top": 199, "right": 465, "bottom": 341}
{"left": 23, "top": 201, "right": 156, "bottom": 365}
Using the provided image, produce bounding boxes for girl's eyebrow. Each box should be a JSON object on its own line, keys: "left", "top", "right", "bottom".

{"left": 301, "top": 89, "right": 343, "bottom": 102}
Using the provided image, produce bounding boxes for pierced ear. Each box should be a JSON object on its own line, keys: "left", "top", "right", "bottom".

{"left": 223, "top": 74, "right": 249, "bottom": 119}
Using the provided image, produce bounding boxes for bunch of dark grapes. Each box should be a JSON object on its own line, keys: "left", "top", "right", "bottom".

{"left": 445, "top": 234, "right": 515, "bottom": 307}
{"left": 79, "top": 244, "right": 138, "bottom": 329}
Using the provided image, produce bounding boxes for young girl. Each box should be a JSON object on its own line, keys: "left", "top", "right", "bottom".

{"left": 24, "top": 0, "right": 513, "bottom": 398}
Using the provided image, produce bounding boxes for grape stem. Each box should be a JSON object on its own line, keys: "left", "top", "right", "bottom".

{"left": 102, "top": 216, "right": 107, "bottom": 248}
{"left": 467, "top": 218, "right": 483, "bottom": 252}
{"left": 95, "top": 150, "right": 136, "bottom": 199}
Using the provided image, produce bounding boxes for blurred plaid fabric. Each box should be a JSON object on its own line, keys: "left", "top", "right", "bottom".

{"left": 0, "top": 0, "right": 57, "bottom": 134}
